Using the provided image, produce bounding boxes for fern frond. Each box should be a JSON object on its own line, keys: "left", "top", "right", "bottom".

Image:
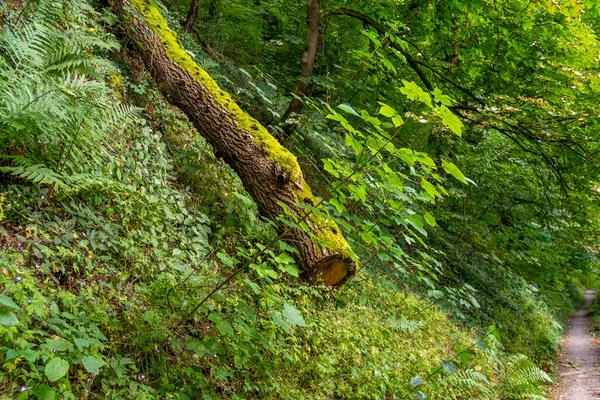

{"left": 388, "top": 316, "right": 423, "bottom": 332}
{"left": 1, "top": 164, "right": 68, "bottom": 189}
{"left": 445, "top": 368, "right": 492, "bottom": 396}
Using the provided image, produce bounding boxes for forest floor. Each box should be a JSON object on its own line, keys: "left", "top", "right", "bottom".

{"left": 553, "top": 289, "right": 600, "bottom": 399}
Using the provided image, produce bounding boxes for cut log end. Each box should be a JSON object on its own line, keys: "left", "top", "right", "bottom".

{"left": 310, "top": 255, "right": 356, "bottom": 287}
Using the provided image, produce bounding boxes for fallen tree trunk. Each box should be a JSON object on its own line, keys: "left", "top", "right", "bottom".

{"left": 109, "top": 0, "right": 356, "bottom": 285}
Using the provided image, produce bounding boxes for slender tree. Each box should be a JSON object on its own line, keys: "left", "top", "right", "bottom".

{"left": 280, "top": 3, "right": 433, "bottom": 132}
{"left": 280, "top": 0, "right": 320, "bottom": 124}
{"left": 183, "top": 0, "right": 201, "bottom": 33}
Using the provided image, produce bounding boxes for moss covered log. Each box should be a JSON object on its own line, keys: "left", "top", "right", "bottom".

{"left": 109, "top": 0, "right": 356, "bottom": 285}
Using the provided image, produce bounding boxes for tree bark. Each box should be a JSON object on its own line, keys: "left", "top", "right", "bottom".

{"left": 183, "top": 0, "right": 201, "bottom": 33}
{"left": 280, "top": 0, "right": 320, "bottom": 124}
{"left": 110, "top": 0, "right": 356, "bottom": 286}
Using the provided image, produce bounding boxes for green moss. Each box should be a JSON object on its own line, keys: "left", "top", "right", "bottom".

{"left": 129, "top": 0, "right": 354, "bottom": 261}
{"left": 130, "top": 0, "right": 302, "bottom": 181}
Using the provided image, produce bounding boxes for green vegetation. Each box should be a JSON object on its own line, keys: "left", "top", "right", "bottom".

{"left": 1, "top": 0, "right": 599, "bottom": 399}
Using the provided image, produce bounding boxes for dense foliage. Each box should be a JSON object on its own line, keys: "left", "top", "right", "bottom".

{"left": 1, "top": 0, "right": 599, "bottom": 399}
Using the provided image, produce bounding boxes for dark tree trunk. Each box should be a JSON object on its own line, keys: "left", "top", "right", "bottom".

{"left": 109, "top": 0, "right": 356, "bottom": 286}
{"left": 280, "top": 0, "right": 320, "bottom": 124}
{"left": 280, "top": 5, "right": 434, "bottom": 135}
{"left": 183, "top": 0, "right": 201, "bottom": 33}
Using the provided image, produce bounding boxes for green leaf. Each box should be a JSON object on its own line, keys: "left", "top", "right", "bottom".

{"left": 17, "top": 348, "right": 38, "bottom": 362}
{"left": 208, "top": 313, "right": 234, "bottom": 336}
{"left": 0, "top": 296, "right": 19, "bottom": 309}
{"left": 424, "top": 212, "right": 436, "bottom": 227}
{"left": 277, "top": 262, "right": 299, "bottom": 277}
{"left": 378, "top": 103, "right": 396, "bottom": 117}
{"left": 282, "top": 303, "right": 306, "bottom": 327}
{"left": 216, "top": 320, "right": 234, "bottom": 336}
{"left": 272, "top": 311, "right": 291, "bottom": 333}
{"left": 35, "top": 385, "right": 56, "bottom": 400}
{"left": 45, "top": 357, "right": 69, "bottom": 382}
{"left": 329, "top": 197, "right": 346, "bottom": 213}
{"left": 348, "top": 184, "right": 367, "bottom": 202}
{"left": 442, "top": 360, "right": 457, "bottom": 373}
{"left": 82, "top": 355, "right": 104, "bottom": 374}
{"left": 410, "top": 376, "right": 425, "bottom": 386}
{"left": 0, "top": 309, "right": 18, "bottom": 326}
{"left": 400, "top": 80, "right": 431, "bottom": 106}
{"left": 322, "top": 158, "right": 340, "bottom": 178}
{"left": 360, "top": 29, "right": 381, "bottom": 47}
{"left": 392, "top": 115, "right": 404, "bottom": 127}
{"left": 442, "top": 160, "right": 468, "bottom": 184}
{"left": 46, "top": 339, "right": 73, "bottom": 352}
{"left": 74, "top": 338, "right": 90, "bottom": 350}
{"left": 186, "top": 339, "right": 209, "bottom": 356}
{"left": 421, "top": 179, "right": 442, "bottom": 199}
{"left": 408, "top": 214, "right": 427, "bottom": 236}
{"left": 476, "top": 341, "right": 487, "bottom": 352}
{"left": 432, "top": 87, "right": 454, "bottom": 106}
{"left": 337, "top": 103, "right": 360, "bottom": 116}
{"left": 436, "top": 105, "right": 463, "bottom": 136}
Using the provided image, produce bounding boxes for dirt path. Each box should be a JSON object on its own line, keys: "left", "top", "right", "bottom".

{"left": 553, "top": 289, "right": 600, "bottom": 399}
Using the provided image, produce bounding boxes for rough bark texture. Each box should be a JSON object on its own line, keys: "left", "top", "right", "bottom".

{"left": 280, "top": 0, "right": 320, "bottom": 123}
{"left": 110, "top": 0, "right": 355, "bottom": 285}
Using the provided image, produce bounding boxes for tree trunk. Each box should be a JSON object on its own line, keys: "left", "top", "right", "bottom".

{"left": 280, "top": 5, "right": 434, "bottom": 134}
{"left": 183, "top": 0, "right": 201, "bottom": 33}
{"left": 109, "top": 0, "right": 355, "bottom": 286}
{"left": 280, "top": 0, "right": 320, "bottom": 124}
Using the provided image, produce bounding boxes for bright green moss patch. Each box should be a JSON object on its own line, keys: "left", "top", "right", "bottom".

{"left": 130, "top": 0, "right": 302, "bottom": 182}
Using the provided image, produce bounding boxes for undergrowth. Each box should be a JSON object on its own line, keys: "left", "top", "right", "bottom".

{"left": 0, "top": 0, "right": 586, "bottom": 399}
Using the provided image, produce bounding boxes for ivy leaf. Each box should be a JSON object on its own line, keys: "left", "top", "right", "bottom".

{"left": 282, "top": 303, "right": 306, "bottom": 327}
{"left": 82, "top": 355, "right": 105, "bottom": 374}
{"left": 442, "top": 160, "right": 468, "bottom": 184}
{"left": 0, "top": 309, "right": 18, "bottom": 326}
{"left": 0, "top": 296, "right": 19, "bottom": 309}
{"left": 45, "top": 357, "right": 69, "bottom": 382}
